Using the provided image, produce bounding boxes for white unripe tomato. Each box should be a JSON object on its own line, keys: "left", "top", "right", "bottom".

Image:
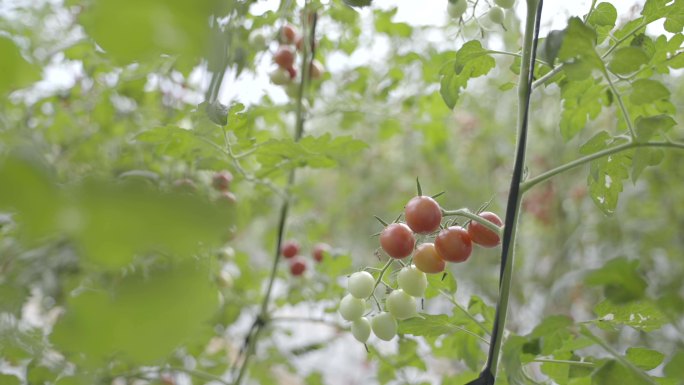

{"left": 397, "top": 265, "right": 427, "bottom": 297}
{"left": 348, "top": 271, "right": 375, "bottom": 299}
{"left": 269, "top": 68, "right": 291, "bottom": 85}
{"left": 447, "top": 0, "right": 467, "bottom": 19}
{"left": 371, "top": 312, "right": 397, "bottom": 341}
{"left": 385, "top": 289, "right": 418, "bottom": 320}
{"left": 339, "top": 294, "right": 366, "bottom": 321}
{"left": 351, "top": 317, "right": 371, "bottom": 343}
{"left": 488, "top": 7, "right": 505, "bottom": 24}
{"left": 495, "top": 0, "right": 515, "bottom": 9}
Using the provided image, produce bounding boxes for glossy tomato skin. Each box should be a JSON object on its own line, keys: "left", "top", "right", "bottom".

{"left": 280, "top": 24, "right": 299, "bottom": 44}
{"left": 379, "top": 223, "right": 415, "bottom": 259}
{"left": 281, "top": 240, "right": 300, "bottom": 259}
{"left": 404, "top": 196, "right": 442, "bottom": 234}
{"left": 412, "top": 243, "right": 446, "bottom": 273}
{"left": 289, "top": 258, "right": 306, "bottom": 276}
{"left": 435, "top": 226, "right": 472, "bottom": 263}
{"left": 467, "top": 212, "right": 503, "bottom": 248}
{"left": 274, "top": 46, "right": 296, "bottom": 69}
{"left": 212, "top": 171, "right": 233, "bottom": 191}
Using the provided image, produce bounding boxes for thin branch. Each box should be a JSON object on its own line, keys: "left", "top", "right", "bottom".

{"left": 602, "top": 69, "right": 636, "bottom": 139}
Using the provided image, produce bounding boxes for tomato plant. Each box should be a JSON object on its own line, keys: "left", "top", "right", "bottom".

{"left": 404, "top": 195, "right": 442, "bottom": 234}
{"left": 467, "top": 211, "right": 503, "bottom": 247}
{"left": 412, "top": 243, "right": 446, "bottom": 274}
{"left": 435, "top": 226, "right": 473, "bottom": 263}
{"left": 281, "top": 240, "right": 300, "bottom": 259}
{"left": 379, "top": 223, "right": 415, "bottom": 259}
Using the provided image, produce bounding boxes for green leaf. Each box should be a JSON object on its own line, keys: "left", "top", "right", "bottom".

{"left": 664, "top": 0, "right": 684, "bottom": 33}
{"left": 592, "top": 360, "right": 652, "bottom": 385}
{"left": 374, "top": 8, "right": 412, "bottom": 38}
{"left": 631, "top": 147, "right": 664, "bottom": 183}
{"left": 626, "top": 347, "right": 665, "bottom": 370}
{"left": 664, "top": 350, "right": 684, "bottom": 379}
{"left": 587, "top": 3, "right": 618, "bottom": 43}
{"left": 558, "top": 17, "right": 604, "bottom": 79}
{"left": 609, "top": 47, "right": 650, "bottom": 75}
{"left": 79, "top": 0, "right": 223, "bottom": 69}
{"left": 136, "top": 126, "right": 224, "bottom": 159}
{"left": 502, "top": 336, "right": 536, "bottom": 385}
{"left": 439, "top": 41, "right": 496, "bottom": 109}
{"left": 255, "top": 134, "right": 367, "bottom": 170}
{"left": 635, "top": 115, "right": 677, "bottom": 142}
{"left": 539, "top": 30, "right": 566, "bottom": 65}
{"left": 579, "top": 131, "right": 612, "bottom": 155}
{"left": 424, "top": 272, "right": 457, "bottom": 299}
{"left": 344, "top": 0, "right": 373, "bottom": 8}
{"left": 630, "top": 79, "right": 671, "bottom": 105}
{"left": 399, "top": 314, "right": 458, "bottom": 338}
{"left": 51, "top": 263, "right": 219, "bottom": 367}
{"left": 559, "top": 78, "right": 608, "bottom": 140}
{"left": 0, "top": 374, "right": 21, "bottom": 385}
{"left": 594, "top": 300, "right": 667, "bottom": 332}
{"left": 587, "top": 150, "right": 630, "bottom": 214}
{"left": 0, "top": 36, "right": 41, "bottom": 94}
{"left": 584, "top": 257, "right": 647, "bottom": 303}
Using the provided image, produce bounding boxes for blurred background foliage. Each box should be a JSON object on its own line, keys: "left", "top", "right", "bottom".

{"left": 0, "top": 0, "right": 683, "bottom": 384}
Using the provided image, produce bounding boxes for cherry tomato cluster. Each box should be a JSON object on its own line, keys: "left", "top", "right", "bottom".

{"left": 172, "top": 170, "right": 237, "bottom": 204}
{"left": 281, "top": 239, "right": 331, "bottom": 276}
{"left": 338, "top": 264, "right": 428, "bottom": 343}
{"left": 268, "top": 23, "right": 325, "bottom": 94}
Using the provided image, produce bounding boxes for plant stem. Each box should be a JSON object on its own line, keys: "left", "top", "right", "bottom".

{"left": 438, "top": 289, "right": 490, "bottom": 335}
{"left": 520, "top": 140, "right": 684, "bottom": 193}
{"left": 231, "top": 8, "right": 317, "bottom": 385}
{"left": 602, "top": 69, "right": 636, "bottom": 138}
{"left": 477, "top": 1, "right": 542, "bottom": 383}
{"left": 441, "top": 208, "right": 503, "bottom": 236}
{"left": 580, "top": 325, "right": 657, "bottom": 385}
{"left": 532, "top": 358, "right": 595, "bottom": 368}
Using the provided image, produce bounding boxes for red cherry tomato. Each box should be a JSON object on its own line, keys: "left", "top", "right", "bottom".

{"left": 289, "top": 258, "right": 306, "bottom": 276}
{"left": 286, "top": 66, "right": 297, "bottom": 79}
{"left": 380, "top": 223, "right": 415, "bottom": 259}
{"left": 467, "top": 212, "right": 503, "bottom": 248}
{"left": 435, "top": 226, "right": 472, "bottom": 263}
{"left": 312, "top": 243, "right": 330, "bottom": 262}
{"left": 413, "top": 243, "right": 446, "bottom": 274}
{"left": 274, "top": 46, "right": 296, "bottom": 69}
{"left": 281, "top": 240, "right": 300, "bottom": 259}
{"left": 404, "top": 196, "right": 442, "bottom": 234}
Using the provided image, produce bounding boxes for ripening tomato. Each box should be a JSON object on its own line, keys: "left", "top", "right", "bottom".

{"left": 435, "top": 226, "right": 472, "bottom": 263}
{"left": 397, "top": 265, "right": 428, "bottom": 297}
{"left": 309, "top": 60, "right": 324, "bottom": 80}
{"left": 269, "top": 68, "right": 291, "bottom": 85}
{"left": 379, "top": 223, "right": 415, "bottom": 259}
{"left": 212, "top": 171, "right": 233, "bottom": 191}
{"left": 412, "top": 243, "right": 446, "bottom": 274}
{"left": 274, "top": 46, "right": 296, "bottom": 69}
{"left": 404, "top": 196, "right": 442, "bottom": 234}
{"left": 289, "top": 258, "right": 306, "bottom": 276}
{"left": 467, "top": 212, "right": 503, "bottom": 248}
{"left": 281, "top": 240, "right": 300, "bottom": 259}
{"left": 280, "top": 24, "right": 299, "bottom": 44}
{"left": 216, "top": 191, "right": 237, "bottom": 205}
{"left": 312, "top": 242, "right": 330, "bottom": 262}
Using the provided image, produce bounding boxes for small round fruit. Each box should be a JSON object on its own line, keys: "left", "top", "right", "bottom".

{"left": 269, "top": 68, "right": 291, "bottom": 85}
{"left": 348, "top": 271, "right": 375, "bottom": 299}
{"left": 385, "top": 289, "right": 418, "bottom": 320}
{"left": 467, "top": 211, "right": 503, "bottom": 248}
{"left": 339, "top": 294, "right": 366, "bottom": 321}
{"left": 494, "top": 0, "right": 515, "bottom": 9}
{"left": 488, "top": 7, "right": 505, "bottom": 24}
{"left": 212, "top": 171, "right": 233, "bottom": 191}
{"left": 413, "top": 243, "right": 446, "bottom": 274}
{"left": 404, "top": 196, "right": 442, "bottom": 234}
{"left": 397, "top": 265, "right": 427, "bottom": 297}
{"left": 248, "top": 32, "right": 267, "bottom": 49}
{"left": 447, "top": 0, "right": 468, "bottom": 18}
{"left": 274, "top": 46, "right": 296, "bottom": 69}
{"left": 285, "top": 66, "right": 297, "bottom": 80}
{"left": 312, "top": 243, "right": 330, "bottom": 262}
{"left": 289, "top": 258, "right": 306, "bottom": 276}
{"left": 281, "top": 240, "right": 300, "bottom": 259}
{"left": 216, "top": 191, "right": 237, "bottom": 205}
{"left": 280, "top": 24, "right": 299, "bottom": 44}
{"left": 435, "top": 226, "right": 473, "bottom": 263}
{"left": 371, "top": 312, "right": 397, "bottom": 341}
{"left": 309, "top": 60, "right": 324, "bottom": 80}
{"left": 351, "top": 317, "right": 371, "bottom": 343}
{"left": 379, "top": 223, "right": 415, "bottom": 259}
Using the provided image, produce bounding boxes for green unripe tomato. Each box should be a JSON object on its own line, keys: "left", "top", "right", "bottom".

{"left": 385, "top": 289, "right": 418, "bottom": 320}
{"left": 447, "top": 0, "right": 467, "bottom": 19}
{"left": 494, "top": 0, "right": 515, "bottom": 9}
{"left": 348, "top": 271, "right": 375, "bottom": 299}
{"left": 488, "top": 7, "right": 505, "bottom": 24}
{"left": 351, "top": 317, "right": 371, "bottom": 343}
{"left": 397, "top": 265, "right": 427, "bottom": 297}
{"left": 371, "top": 312, "right": 397, "bottom": 341}
{"left": 339, "top": 294, "right": 366, "bottom": 321}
